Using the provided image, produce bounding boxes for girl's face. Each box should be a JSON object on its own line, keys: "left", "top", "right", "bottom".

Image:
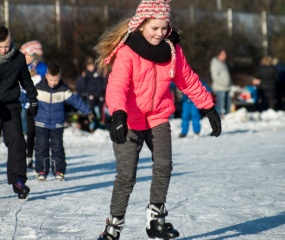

{"left": 24, "top": 54, "right": 34, "bottom": 65}
{"left": 139, "top": 19, "right": 169, "bottom": 46}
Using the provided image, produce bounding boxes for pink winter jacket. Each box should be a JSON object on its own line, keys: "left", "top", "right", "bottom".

{"left": 106, "top": 44, "right": 214, "bottom": 130}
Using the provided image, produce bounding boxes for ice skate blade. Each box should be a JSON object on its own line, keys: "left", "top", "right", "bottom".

{"left": 148, "top": 238, "right": 176, "bottom": 240}
{"left": 18, "top": 195, "right": 28, "bottom": 200}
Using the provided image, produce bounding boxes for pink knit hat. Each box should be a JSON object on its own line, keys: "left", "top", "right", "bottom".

{"left": 20, "top": 40, "right": 43, "bottom": 56}
{"left": 104, "top": 0, "right": 175, "bottom": 77}
{"left": 128, "top": 0, "right": 171, "bottom": 32}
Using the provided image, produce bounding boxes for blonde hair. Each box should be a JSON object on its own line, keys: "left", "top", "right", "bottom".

{"left": 94, "top": 18, "right": 130, "bottom": 77}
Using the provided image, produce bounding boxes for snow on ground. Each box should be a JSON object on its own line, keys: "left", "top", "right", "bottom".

{"left": 0, "top": 108, "right": 285, "bottom": 240}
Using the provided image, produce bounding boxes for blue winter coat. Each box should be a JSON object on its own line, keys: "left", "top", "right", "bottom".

{"left": 33, "top": 61, "right": 48, "bottom": 78}
{"left": 35, "top": 78, "right": 90, "bottom": 129}
{"left": 19, "top": 61, "right": 48, "bottom": 108}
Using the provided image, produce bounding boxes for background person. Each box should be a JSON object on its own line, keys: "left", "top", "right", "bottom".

{"left": 210, "top": 47, "right": 233, "bottom": 116}
{"left": 76, "top": 57, "right": 107, "bottom": 131}
{"left": 179, "top": 80, "right": 213, "bottom": 138}
{"left": 256, "top": 55, "right": 278, "bottom": 110}
{"left": 0, "top": 25, "right": 38, "bottom": 199}
{"left": 20, "top": 40, "right": 48, "bottom": 169}
{"left": 34, "top": 64, "right": 94, "bottom": 181}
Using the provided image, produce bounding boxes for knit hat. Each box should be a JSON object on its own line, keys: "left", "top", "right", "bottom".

{"left": 20, "top": 40, "right": 43, "bottom": 56}
{"left": 104, "top": 0, "right": 176, "bottom": 77}
{"left": 128, "top": 0, "right": 171, "bottom": 32}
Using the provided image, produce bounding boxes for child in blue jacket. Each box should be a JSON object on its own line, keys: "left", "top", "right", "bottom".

{"left": 34, "top": 64, "right": 94, "bottom": 181}
{"left": 179, "top": 80, "right": 213, "bottom": 138}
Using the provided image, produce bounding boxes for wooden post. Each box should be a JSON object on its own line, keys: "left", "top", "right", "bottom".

{"left": 104, "top": 5, "right": 109, "bottom": 23}
{"left": 71, "top": 0, "right": 77, "bottom": 20}
{"left": 55, "top": 0, "right": 61, "bottom": 49}
{"left": 217, "top": 0, "right": 222, "bottom": 11}
{"left": 261, "top": 10, "right": 268, "bottom": 56}
{"left": 227, "top": 8, "right": 232, "bottom": 36}
{"left": 189, "top": 5, "right": 195, "bottom": 25}
{"left": 4, "top": 0, "right": 9, "bottom": 28}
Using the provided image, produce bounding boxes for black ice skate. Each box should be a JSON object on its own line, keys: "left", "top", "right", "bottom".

{"left": 146, "top": 204, "right": 179, "bottom": 240}
{"left": 13, "top": 178, "right": 30, "bottom": 200}
{"left": 97, "top": 216, "right": 124, "bottom": 240}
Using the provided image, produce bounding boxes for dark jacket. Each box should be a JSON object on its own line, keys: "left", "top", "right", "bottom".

{"left": 256, "top": 65, "right": 277, "bottom": 98}
{"left": 35, "top": 78, "right": 91, "bottom": 129}
{"left": 76, "top": 70, "right": 106, "bottom": 108}
{"left": 0, "top": 50, "right": 37, "bottom": 104}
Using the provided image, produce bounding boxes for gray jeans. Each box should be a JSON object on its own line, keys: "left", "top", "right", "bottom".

{"left": 110, "top": 122, "right": 173, "bottom": 217}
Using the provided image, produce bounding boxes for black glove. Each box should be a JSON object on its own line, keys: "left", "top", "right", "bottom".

{"left": 27, "top": 99, "right": 38, "bottom": 117}
{"left": 110, "top": 110, "right": 128, "bottom": 144}
{"left": 202, "top": 107, "right": 222, "bottom": 137}
{"left": 87, "top": 112, "right": 96, "bottom": 123}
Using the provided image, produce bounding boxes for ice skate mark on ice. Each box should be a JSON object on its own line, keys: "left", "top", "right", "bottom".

{"left": 12, "top": 199, "right": 28, "bottom": 239}
{"left": 38, "top": 198, "right": 63, "bottom": 237}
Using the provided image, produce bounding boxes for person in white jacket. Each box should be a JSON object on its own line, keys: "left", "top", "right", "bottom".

{"left": 210, "top": 48, "right": 233, "bottom": 116}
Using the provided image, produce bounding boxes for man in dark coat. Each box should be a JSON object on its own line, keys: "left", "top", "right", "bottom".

{"left": 0, "top": 25, "right": 38, "bottom": 199}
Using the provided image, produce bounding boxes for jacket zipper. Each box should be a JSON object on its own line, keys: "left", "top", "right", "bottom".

{"left": 49, "top": 88, "right": 52, "bottom": 124}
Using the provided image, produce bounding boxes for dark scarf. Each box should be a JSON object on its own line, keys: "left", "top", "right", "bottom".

{"left": 125, "top": 30, "right": 180, "bottom": 63}
{"left": 0, "top": 43, "right": 16, "bottom": 65}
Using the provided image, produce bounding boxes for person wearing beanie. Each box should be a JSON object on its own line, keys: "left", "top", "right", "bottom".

{"left": 94, "top": 0, "right": 222, "bottom": 239}
{"left": 19, "top": 40, "right": 48, "bottom": 170}
{"left": 0, "top": 26, "right": 38, "bottom": 199}
{"left": 20, "top": 40, "right": 47, "bottom": 79}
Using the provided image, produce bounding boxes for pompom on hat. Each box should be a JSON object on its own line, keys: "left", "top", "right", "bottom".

{"left": 20, "top": 40, "right": 43, "bottom": 56}
{"left": 104, "top": 0, "right": 176, "bottom": 77}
